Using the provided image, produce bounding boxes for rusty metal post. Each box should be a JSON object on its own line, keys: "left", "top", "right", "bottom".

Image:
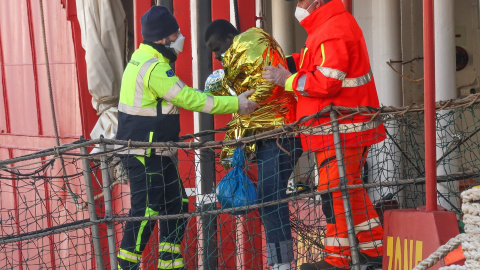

{"left": 80, "top": 145, "right": 105, "bottom": 270}
{"left": 100, "top": 138, "right": 117, "bottom": 269}
{"left": 330, "top": 110, "right": 360, "bottom": 270}
{"left": 423, "top": 0, "right": 437, "bottom": 212}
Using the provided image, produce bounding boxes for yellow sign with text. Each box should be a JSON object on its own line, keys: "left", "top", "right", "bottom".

{"left": 386, "top": 236, "right": 423, "bottom": 270}
{"left": 296, "top": 232, "right": 323, "bottom": 267}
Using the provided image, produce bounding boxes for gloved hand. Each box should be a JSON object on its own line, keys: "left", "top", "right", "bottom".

{"left": 237, "top": 89, "right": 260, "bottom": 115}
{"left": 262, "top": 64, "right": 291, "bottom": 87}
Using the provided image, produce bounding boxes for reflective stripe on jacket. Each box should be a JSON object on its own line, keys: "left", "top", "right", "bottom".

{"left": 285, "top": 0, "right": 385, "bottom": 151}
{"left": 117, "top": 43, "right": 239, "bottom": 156}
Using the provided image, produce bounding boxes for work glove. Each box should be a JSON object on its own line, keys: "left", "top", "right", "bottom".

{"left": 237, "top": 89, "right": 260, "bottom": 115}
{"left": 262, "top": 64, "right": 291, "bottom": 87}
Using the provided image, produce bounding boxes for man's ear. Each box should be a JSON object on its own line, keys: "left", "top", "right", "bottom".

{"left": 226, "top": 33, "right": 236, "bottom": 45}
{"left": 154, "top": 38, "right": 167, "bottom": 45}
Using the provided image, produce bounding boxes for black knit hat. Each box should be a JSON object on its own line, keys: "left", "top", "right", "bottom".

{"left": 141, "top": 6, "right": 179, "bottom": 42}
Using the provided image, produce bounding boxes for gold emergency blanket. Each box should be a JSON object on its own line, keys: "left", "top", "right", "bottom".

{"left": 207, "top": 28, "right": 297, "bottom": 166}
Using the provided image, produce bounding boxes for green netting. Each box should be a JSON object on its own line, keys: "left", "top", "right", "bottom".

{"left": 1, "top": 97, "right": 479, "bottom": 269}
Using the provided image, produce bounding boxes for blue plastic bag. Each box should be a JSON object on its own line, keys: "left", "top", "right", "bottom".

{"left": 216, "top": 148, "right": 257, "bottom": 215}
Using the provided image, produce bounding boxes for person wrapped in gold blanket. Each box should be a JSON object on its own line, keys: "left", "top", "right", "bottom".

{"left": 205, "top": 20, "right": 302, "bottom": 270}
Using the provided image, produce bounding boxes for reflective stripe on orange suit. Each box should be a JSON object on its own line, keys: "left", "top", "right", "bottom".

{"left": 317, "top": 147, "right": 383, "bottom": 267}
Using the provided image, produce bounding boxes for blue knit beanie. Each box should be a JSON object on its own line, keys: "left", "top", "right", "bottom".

{"left": 141, "top": 6, "right": 179, "bottom": 42}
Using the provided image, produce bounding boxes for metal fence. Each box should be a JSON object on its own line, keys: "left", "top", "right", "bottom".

{"left": 1, "top": 95, "right": 479, "bottom": 269}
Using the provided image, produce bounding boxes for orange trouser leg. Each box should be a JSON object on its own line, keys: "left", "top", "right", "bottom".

{"left": 316, "top": 147, "right": 383, "bottom": 268}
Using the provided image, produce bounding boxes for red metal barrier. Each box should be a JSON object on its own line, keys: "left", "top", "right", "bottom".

{"left": 383, "top": 209, "right": 460, "bottom": 270}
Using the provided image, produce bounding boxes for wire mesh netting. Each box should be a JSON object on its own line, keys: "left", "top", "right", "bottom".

{"left": 1, "top": 96, "right": 479, "bottom": 269}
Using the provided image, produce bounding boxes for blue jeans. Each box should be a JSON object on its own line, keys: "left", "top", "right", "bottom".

{"left": 256, "top": 137, "right": 303, "bottom": 265}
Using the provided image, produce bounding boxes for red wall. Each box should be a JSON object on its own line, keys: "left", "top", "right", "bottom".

{"left": 0, "top": 0, "right": 259, "bottom": 269}
{"left": 0, "top": 0, "right": 95, "bottom": 269}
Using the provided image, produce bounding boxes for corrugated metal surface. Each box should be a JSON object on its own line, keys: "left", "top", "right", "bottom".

{"left": 0, "top": 0, "right": 82, "bottom": 140}
{"left": 0, "top": 0, "right": 94, "bottom": 269}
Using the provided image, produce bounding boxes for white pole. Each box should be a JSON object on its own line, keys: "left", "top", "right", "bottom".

{"left": 370, "top": 0, "right": 402, "bottom": 201}
{"left": 230, "top": 0, "right": 237, "bottom": 28}
{"left": 190, "top": 2, "right": 204, "bottom": 269}
{"left": 271, "top": 0, "right": 295, "bottom": 55}
{"left": 435, "top": 0, "right": 456, "bottom": 102}
{"left": 372, "top": 0, "right": 402, "bottom": 107}
{"left": 435, "top": 0, "right": 460, "bottom": 212}
{"left": 255, "top": 0, "right": 264, "bottom": 28}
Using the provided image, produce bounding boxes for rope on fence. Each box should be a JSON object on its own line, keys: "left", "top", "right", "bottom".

{"left": 2, "top": 93, "right": 480, "bottom": 167}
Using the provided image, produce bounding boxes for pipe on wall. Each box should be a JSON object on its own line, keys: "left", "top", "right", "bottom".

{"left": 424, "top": 0, "right": 437, "bottom": 212}
{"left": 194, "top": 1, "right": 218, "bottom": 269}
{"left": 435, "top": 0, "right": 456, "bottom": 102}
{"left": 271, "top": 0, "right": 296, "bottom": 55}
{"left": 370, "top": 0, "right": 403, "bottom": 201}
{"left": 255, "top": 0, "right": 264, "bottom": 28}
{"left": 157, "top": 0, "right": 173, "bottom": 10}
{"left": 372, "top": 0, "right": 402, "bottom": 107}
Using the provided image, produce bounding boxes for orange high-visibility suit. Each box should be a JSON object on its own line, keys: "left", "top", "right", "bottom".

{"left": 284, "top": 0, "right": 386, "bottom": 267}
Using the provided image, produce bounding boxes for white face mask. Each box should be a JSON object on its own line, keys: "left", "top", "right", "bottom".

{"left": 295, "top": 0, "right": 318, "bottom": 23}
{"left": 166, "top": 33, "right": 185, "bottom": 54}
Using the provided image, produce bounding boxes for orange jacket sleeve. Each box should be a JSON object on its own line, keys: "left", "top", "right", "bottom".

{"left": 286, "top": 37, "right": 351, "bottom": 98}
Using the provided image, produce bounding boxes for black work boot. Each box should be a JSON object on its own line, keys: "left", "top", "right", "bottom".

{"left": 300, "top": 260, "right": 350, "bottom": 270}
{"left": 358, "top": 253, "right": 383, "bottom": 270}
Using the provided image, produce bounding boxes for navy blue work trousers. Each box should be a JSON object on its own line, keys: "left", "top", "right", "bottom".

{"left": 118, "top": 155, "right": 188, "bottom": 270}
